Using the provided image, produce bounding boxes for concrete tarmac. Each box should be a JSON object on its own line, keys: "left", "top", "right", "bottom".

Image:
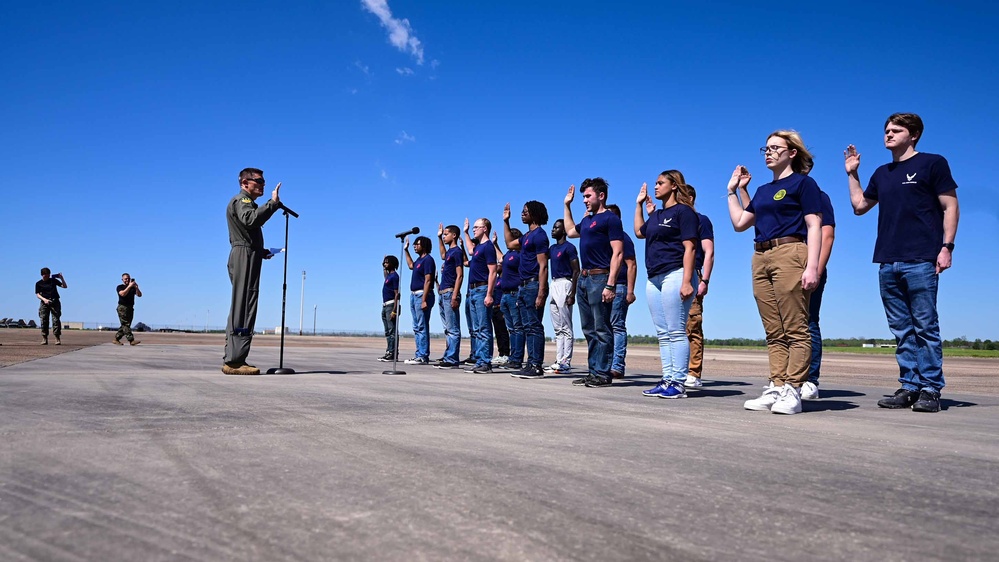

{"left": 1, "top": 340, "right": 997, "bottom": 561}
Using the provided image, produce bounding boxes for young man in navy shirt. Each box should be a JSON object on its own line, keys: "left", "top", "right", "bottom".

{"left": 493, "top": 229, "right": 524, "bottom": 370}
{"left": 463, "top": 218, "right": 498, "bottom": 373}
{"left": 564, "top": 178, "right": 625, "bottom": 387}
{"left": 606, "top": 204, "right": 637, "bottom": 379}
{"left": 505, "top": 201, "right": 551, "bottom": 379}
{"left": 684, "top": 188, "right": 714, "bottom": 388}
{"left": 846, "top": 113, "right": 959, "bottom": 413}
{"left": 379, "top": 255, "right": 401, "bottom": 362}
{"left": 403, "top": 235, "right": 436, "bottom": 365}
{"left": 435, "top": 224, "right": 464, "bottom": 368}
{"left": 546, "top": 219, "right": 580, "bottom": 374}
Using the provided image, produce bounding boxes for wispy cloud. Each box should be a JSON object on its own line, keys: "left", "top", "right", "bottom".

{"left": 360, "top": 0, "right": 425, "bottom": 65}
{"left": 354, "top": 60, "right": 371, "bottom": 76}
{"left": 394, "top": 131, "right": 416, "bottom": 145}
{"left": 396, "top": 67, "right": 414, "bottom": 76}
{"left": 380, "top": 169, "right": 389, "bottom": 179}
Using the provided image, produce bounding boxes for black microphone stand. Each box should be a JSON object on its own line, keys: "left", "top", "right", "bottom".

{"left": 383, "top": 235, "right": 409, "bottom": 375}
{"left": 267, "top": 204, "right": 300, "bottom": 374}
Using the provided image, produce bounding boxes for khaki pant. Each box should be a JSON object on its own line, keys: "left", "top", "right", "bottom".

{"left": 686, "top": 295, "right": 704, "bottom": 378}
{"left": 751, "top": 242, "right": 811, "bottom": 387}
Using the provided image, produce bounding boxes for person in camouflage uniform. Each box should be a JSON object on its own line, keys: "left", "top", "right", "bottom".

{"left": 35, "top": 267, "right": 67, "bottom": 345}
{"left": 223, "top": 167, "right": 282, "bottom": 375}
{"left": 113, "top": 273, "right": 142, "bottom": 346}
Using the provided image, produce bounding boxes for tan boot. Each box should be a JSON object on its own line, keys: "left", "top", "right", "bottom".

{"left": 129, "top": 340, "right": 140, "bottom": 346}
{"left": 113, "top": 339, "right": 124, "bottom": 345}
{"left": 55, "top": 337, "right": 61, "bottom": 346}
{"left": 41, "top": 337, "right": 48, "bottom": 345}
{"left": 222, "top": 363, "right": 261, "bottom": 375}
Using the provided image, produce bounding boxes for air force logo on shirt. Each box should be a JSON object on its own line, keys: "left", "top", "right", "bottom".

{"left": 660, "top": 217, "right": 674, "bottom": 227}
{"left": 904, "top": 172, "right": 918, "bottom": 185}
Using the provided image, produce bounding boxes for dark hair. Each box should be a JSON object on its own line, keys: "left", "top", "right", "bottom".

{"left": 238, "top": 167, "right": 264, "bottom": 185}
{"left": 579, "top": 177, "right": 609, "bottom": 196}
{"left": 122, "top": 272, "right": 131, "bottom": 278}
{"left": 40, "top": 267, "right": 51, "bottom": 275}
{"left": 687, "top": 185, "right": 697, "bottom": 205}
{"left": 509, "top": 228, "right": 523, "bottom": 239}
{"left": 414, "top": 236, "right": 432, "bottom": 254}
{"left": 885, "top": 112, "right": 924, "bottom": 146}
{"left": 383, "top": 255, "right": 399, "bottom": 270}
{"left": 524, "top": 200, "right": 549, "bottom": 225}
{"left": 606, "top": 204, "right": 621, "bottom": 218}
{"left": 659, "top": 170, "right": 693, "bottom": 207}
{"left": 445, "top": 225, "right": 460, "bottom": 237}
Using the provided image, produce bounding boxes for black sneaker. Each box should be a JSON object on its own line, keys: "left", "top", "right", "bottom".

{"left": 461, "top": 356, "right": 476, "bottom": 365}
{"left": 472, "top": 364, "right": 493, "bottom": 374}
{"left": 572, "top": 375, "right": 593, "bottom": 386}
{"left": 434, "top": 361, "right": 460, "bottom": 369}
{"left": 877, "top": 388, "right": 921, "bottom": 409}
{"left": 377, "top": 353, "right": 392, "bottom": 362}
{"left": 912, "top": 390, "right": 941, "bottom": 413}
{"left": 584, "top": 377, "right": 613, "bottom": 388}
{"left": 505, "top": 362, "right": 523, "bottom": 371}
{"left": 511, "top": 366, "right": 543, "bottom": 379}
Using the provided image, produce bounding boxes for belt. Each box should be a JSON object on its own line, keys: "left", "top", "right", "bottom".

{"left": 439, "top": 288, "right": 454, "bottom": 294}
{"left": 580, "top": 268, "right": 610, "bottom": 277}
{"left": 383, "top": 300, "right": 396, "bottom": 306}
{"left": 412, "top": 290, "right": 424, "bottom": 296}
{"left": 754, "top": 236, "right": 804, "bottom": 252}
{"left": 469, "top": 281, "right": 488, "bottom": 289}
{"left": 520, "top": 278, "right": 538, "bottom": 287}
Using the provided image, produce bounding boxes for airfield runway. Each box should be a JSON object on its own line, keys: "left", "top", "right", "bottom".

{"left": 1, "top": 332, "right": 996, "bottom": 561}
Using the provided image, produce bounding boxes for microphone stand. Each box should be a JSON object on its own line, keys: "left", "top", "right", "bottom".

{"left": 383, "top": 235, "right": 408, "bottom": 375}
{"left": 267, "top": 204, "right": 300, "bottom": 374}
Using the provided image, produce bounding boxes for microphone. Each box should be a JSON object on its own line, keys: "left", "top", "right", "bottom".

{"left": 278, "top": 202, "right": 299, "bottom": 218}
{"left": 395, "top": 226, "right": 420, "bottom": 239}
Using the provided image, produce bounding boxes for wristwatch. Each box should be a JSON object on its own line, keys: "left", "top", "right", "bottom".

{"left": 943, "top": 243, "right": 955, "bottom": 252}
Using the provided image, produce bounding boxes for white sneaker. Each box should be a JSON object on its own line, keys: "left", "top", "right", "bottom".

{"left": 744, "top": 385, "right": 781, "bottom": 411}
{"left": 491, "top": 355, "right": 509, "bottom": 366}
{"left": 771, "top": 385, "right": 803, "bottom": 415}
{"left": 800, "top": 381, "right": 820, "bottom": 400}
{"left": 684, "top": 375, "right": 703, "bottom": 388}
{"left": 546, "top": 361, "right": 560, "bottom": 371}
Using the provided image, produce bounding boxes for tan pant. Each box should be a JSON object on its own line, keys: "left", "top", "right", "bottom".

{"left": 751, "top": 242, "right": 811, "bottom": 387}
{"left": 686, "top": 295, "right": 704, "bottom": 378}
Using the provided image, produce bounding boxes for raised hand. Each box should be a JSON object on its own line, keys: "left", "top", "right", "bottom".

{"left": 437, "top": 222, "right": 444, "bottom": 237}
{"left": 727, "top": 166, "right": 751, "bottom": 193}
{"left": 491, "top": 231, "right": 499, "bottom": 245}
{"left": 503, "top": 203, "right": 511, "bottom": 222}
{"left": 645, "top": 195, "right": 656, "bottom": 215}
{"left": 272, "top": 181, "right": 282, "bottom": 203}
{"left": 564, "top": 184, "right": 575, "bottom": 205}
{"left": 404, "top": 237, "right": 410, "bottom": 250}
{"left": 844, "top": 145, "right": 861, "bottom": 174}
{"left": 636, "top": 182, "right": 648, "bottom": 204}
{"left": 463, "top": 217, "right": 470, "bottom": 233}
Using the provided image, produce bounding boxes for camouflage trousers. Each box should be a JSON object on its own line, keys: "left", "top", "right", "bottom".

{"left": 116, "top": 305, "right": 135, "bottom": 342}
{"left": 39, "top": 299, "right": 62, "bottom": 337}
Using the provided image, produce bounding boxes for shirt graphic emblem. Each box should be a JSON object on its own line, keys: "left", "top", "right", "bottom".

{"left": 589, "top": 220, "right": 596, "bottom": 228}
{"left": 660, "top": 217, "right": 673, "bottom": 227}
{"left": 907, "top": 173, "right": 917, "bottom": 181}
{"left": 773, "top": 189, "right": 787, "bottom": 201}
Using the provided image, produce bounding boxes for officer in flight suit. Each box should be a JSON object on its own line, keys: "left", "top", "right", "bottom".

{"left": 223, "top": 167, "right": 282, "bottom": 375}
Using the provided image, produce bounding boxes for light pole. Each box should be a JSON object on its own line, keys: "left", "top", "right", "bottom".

{"left": 313, "top": 304, "right": 317, "bottom": 336}
{"left": 299, "top": 270, "right": 306, "bottom": 336}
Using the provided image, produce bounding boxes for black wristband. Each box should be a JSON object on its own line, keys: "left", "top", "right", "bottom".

{"left": 943, "top": 243, "right": 955, "bottom": 252}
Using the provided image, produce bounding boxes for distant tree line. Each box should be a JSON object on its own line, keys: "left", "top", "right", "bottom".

{"left": 626, "top": 335, "right": 997, "bottom": 350}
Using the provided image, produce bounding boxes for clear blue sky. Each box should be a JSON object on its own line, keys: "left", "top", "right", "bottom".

{"left": 3, "top": 1, "right": 997, "bottom": 340}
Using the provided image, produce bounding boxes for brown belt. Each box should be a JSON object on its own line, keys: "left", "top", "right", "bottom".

{"left": 580, "top": 268, "right": 610, "bottom": 277}
{"left": 754, "top": 236, "right": 803, "bottom": 252}
{"left": 469, "top": 281, "right": 488, "bottom": 289}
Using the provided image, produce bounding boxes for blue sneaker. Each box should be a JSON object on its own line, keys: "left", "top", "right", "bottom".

{"left": 658, "top": 382, "right": 687, "bottom": 399}
{"left": 642, "top": 382, "right": 671, "bottom": 398}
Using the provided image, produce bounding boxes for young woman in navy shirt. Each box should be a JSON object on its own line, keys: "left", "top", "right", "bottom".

{"left": 728, "top": 130, "right": 822, "bottom": 415}
{"left": 635, "top": 170, "right": 699, "bottom": 399}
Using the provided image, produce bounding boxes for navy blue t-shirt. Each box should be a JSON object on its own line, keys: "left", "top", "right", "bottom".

{"left": 500, "top": 250, "right": 522, "bottom": 290}
{"left": 518, "top": 227, "right": 549, "bottom": 281}
{"left": 493, "top": 277, "right": 503, "bottom": 302}
{"left": 549, "top": 241, "right": 578, "bottom": 280}
{"left": 819, "top": 190, "right": 836, "bottom": 228}
{"left": 410, "top": 255, "right": 436, "bottom": 292}
{"left": 863, "top": 153, "right": 957, "bottom": 264}
{"left": 578, "top": 210, "right": 624, "bottom": 270}
{"left": 616, "top": 233, "right": 636, "bottom": 285}
{"left": 745, "top": 173, "right": 823, "bottom": 243}
{"left": 382, "top": 271, "right": 399, "bottom": 302}
{"left": 439, "top": 246, "right": 463, "bottom": 291}
{"left": 640, "top": 204, "right": 699, "bottom": 277}
{"left": 468, "top": 239, "right": 497, "bottom": 284}
{"left": 695, "top": 213, "right": 714, "bottom": 273}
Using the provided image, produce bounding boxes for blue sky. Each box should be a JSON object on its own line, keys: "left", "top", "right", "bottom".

{"left": 3, "top": 1, "right": 997, "bottom": 340}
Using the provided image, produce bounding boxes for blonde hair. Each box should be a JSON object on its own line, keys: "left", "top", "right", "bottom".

{"left": 768, "top": 130, "right": 813, "bottom": 174}
{"left": 659, "top": 169, "right": 694, "bottom": 207}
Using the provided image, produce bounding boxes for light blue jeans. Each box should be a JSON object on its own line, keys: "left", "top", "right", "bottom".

{"left": 879, "top": 261, "right": 945, "bottom": 393}
{"left": 646, "top": 268, "right": 696, "bottom": 384}
{"left": 410, "top": 291, "right": 434, "bottom": 360}
{"left": 438, "top": 289, "right": 461, "bottom": 364}
{"left": 469, "top": 285, "right": 493, "bottom": 367}
{"left": 611, "top": 284, "right": 631, "bottom": 374}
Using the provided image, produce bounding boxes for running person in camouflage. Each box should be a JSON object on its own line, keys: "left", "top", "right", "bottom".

{"left": 223, "top": 167, "right": 282, "bottom": 375}
{"left": 113, "top": 273, "right": 142, "bottom": 346}
{"left": 35, "top": 267, "right": 67, "bottom": 345}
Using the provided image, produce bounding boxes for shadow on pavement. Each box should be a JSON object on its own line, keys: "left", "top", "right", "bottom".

{"left": 804, "top": 400, "right": 860, "bottom": 412}
{"left": 817, "top": 389, "right": 866, "bottom": 398}
{"left": 941, "top": 399, "right": 977, "bottom": 410}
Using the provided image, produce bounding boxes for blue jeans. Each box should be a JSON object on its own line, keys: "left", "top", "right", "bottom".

{"left": 469, "top": 285, "right": 493, "bottom": 366}
{"left": 410, "top": 291, "right": 434, "bottom": 360}
{"left": 577, "top": 273, "right": 613, "bottom": 379}
{"left": 438, "top": 289, "right": 461, "bottom": 363}
{"left": 646, "top": 268, "right": 695, "bottom": 384}
{"left": 879, "top": 262, "right": 945, "bottom": 393}
{"left": 517, "top": 280, "right": 545, "bottom": 368}
{"left": 611, "top": 284, "right": 631, "bottom": 374}
{"left": 807, "top": 270, "right": 827, "bottom": 384}
{"left": 501, "top": 290, "right": 524, "bottom": 365}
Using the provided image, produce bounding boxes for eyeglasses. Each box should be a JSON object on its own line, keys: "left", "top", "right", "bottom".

{"left": 244, "top": 177, "right": 265, "bottom": 185}
{"left": 759, "top": 146, "right": 789, "bottom": 156}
